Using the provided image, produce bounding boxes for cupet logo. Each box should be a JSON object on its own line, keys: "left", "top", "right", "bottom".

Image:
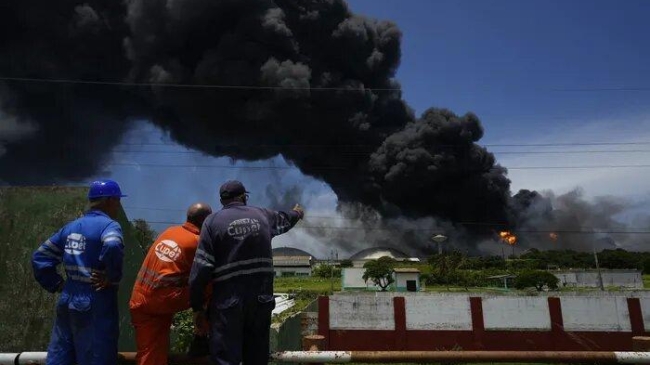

{"left": 155, "top": 240, "right": 181, "bottom": 262}
{"left": 65, "top": 233, "right": 86, "bottom": 255}
{"left": 227, "top": 218, "right": 261, "bottom": 240}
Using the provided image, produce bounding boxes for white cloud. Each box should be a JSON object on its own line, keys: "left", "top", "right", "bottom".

{"left": 493, "top": 113, "right": 650, "bottom": 198}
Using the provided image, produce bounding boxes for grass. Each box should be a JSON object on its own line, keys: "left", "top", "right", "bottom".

{"left": 0, "top": 187, "right": 143, "bottom": 352}
{"left": 0, "top": 187, "right": 88, "bottom": 352}
{"left": 274, "top": 276, "right": 341, "bottom": 294}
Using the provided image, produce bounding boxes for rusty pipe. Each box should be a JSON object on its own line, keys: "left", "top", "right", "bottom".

{"left": 5, "top": 351, "right": 650, "bottom": 364}
{"left": 271, "top": 351, "right": 650, "bottom": 364}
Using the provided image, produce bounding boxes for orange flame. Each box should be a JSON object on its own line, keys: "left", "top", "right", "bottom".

{"left": 549, "top": 232, "right": 558, "bottom": 241}
{"left": 499, "top": 231, "right": 517, "bottom": 245}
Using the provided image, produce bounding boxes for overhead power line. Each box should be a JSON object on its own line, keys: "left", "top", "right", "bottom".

{"left": 134, "top": 220, "right": 650, "bottom": 234}
{"left": 110, "top": 149, "right": 650, "bottom": 155}
{"left": 108, "top": 162, "right": 650, "bottom": 170}
{"left": 0, "top": 76, "right": 400, "bottom": 92}
{"left": 116, "top": 141, "right": 650, "bottom": 148}
{"left": 3, "top": 75, "right": 650, "bottom": 92}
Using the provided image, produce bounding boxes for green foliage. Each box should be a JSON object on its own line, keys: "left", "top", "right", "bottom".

{"left": 362, "top": 256, "right": 396, "bottom": 291}
{"left": 170, "top": 310, "right": 194, "bottom": 353}
{"left": 312, "top": 264, "right": 341, "bottom": 278}
{"left": 0, "top": 187, "right": 144, "bottom": 352}
{"left": 518, "top": 248, "right": 650, "bottom": 273}
{"left": 0, "top": 187, "right": 87, "bottom": 351}
{"left": 340, "top": 259, "right": 353, "bottom": 268}
{"left": 506, "top": 259, "right": 544, "bottom": 271}
{"left": 514, "top": 270, "right": 560, "bottom": 291}
{"left": 132, "top": 218, "right": 157, "bottom": 255}
{"left": 462, "top": 255, "right": 507, "bottom": 270}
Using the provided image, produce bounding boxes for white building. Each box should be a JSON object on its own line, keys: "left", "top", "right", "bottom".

{"left": 342, "top": 267, "right": 422, "bottom": 291}
{"left": 393, "top": 268, "right": 421, "bottom": 292}
{"left": 272, "top": 246, "right": 315, "bottom": 277}
{"left": 273, "top": 255, "right": 313, "bottom": 277}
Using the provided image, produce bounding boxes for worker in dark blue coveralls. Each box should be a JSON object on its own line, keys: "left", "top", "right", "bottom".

{"left": 189, "top": 180, "right": 304, "bottom": 365}
{"left": 32, "top": 179, "right": 127, "bottom": 365}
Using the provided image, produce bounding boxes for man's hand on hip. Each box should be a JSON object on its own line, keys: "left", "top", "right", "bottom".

{"left": 90, "top": 270, "right": 111, "bottom": 291}
{"left": 193, "top": 310, "right": 209, "bottom": 336}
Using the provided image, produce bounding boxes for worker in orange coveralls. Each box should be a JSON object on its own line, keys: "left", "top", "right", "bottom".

{"left": 129, "top": 202, "right": 213, "bottom": 365}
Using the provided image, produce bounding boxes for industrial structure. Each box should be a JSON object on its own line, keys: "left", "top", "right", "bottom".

{"left": 553, "top": 269, "right": 643, "bottom": 289}
{"left": 272, "top": 247, "right": 314, "bottom": 277}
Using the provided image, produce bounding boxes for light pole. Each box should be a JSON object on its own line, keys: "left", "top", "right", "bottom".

{"left": 330, "top": 249, "right": 338, "bottom": 294}
{"left": 593, "top": 245, "right": 605, "bottom": 291}
{"left": 431, "top": 234, "right": 448, "bottom": 255}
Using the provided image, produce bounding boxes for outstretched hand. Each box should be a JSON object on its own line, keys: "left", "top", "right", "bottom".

{"left": 292, "top": 204, "right": 304, "bottom": 219}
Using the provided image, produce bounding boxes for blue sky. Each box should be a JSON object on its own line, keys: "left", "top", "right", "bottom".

{"left": 101, "top": 0, "right": 650, "bottom": 256}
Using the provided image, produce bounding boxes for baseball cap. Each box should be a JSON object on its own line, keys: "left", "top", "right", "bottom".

{"left": 219, "top": 180, "right": 249, "bottom": 199}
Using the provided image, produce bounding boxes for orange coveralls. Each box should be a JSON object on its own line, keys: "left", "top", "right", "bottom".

{"left": 129, "top": 222, "right": 208, "bottom": 365}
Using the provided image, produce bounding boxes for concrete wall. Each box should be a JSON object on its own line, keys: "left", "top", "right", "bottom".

{"left": 319, "top": 292, "right": 650, "bottom": 351}
{"left": 561, "top": 296, "right": 631, "bottom": 331}
{"left": 482, "top": 296, "right": 551, "bottom": 331}
{"left": 554, "top": 270, "right": 643, "bottom": 288}
{"left": 330, "top": 295, "right": 394, "bottom": 330}
{"left": 405, "top": 295, "right": 472, "bottom": 330}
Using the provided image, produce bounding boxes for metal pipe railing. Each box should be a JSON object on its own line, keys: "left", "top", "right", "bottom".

{"left": 3, "top": 351, "right": 650, "bottom": 364}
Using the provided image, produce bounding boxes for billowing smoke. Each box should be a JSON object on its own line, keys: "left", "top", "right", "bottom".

{"left": 2, "top": 0, "right": 643, "bottom": 254}
{"left": 509, "top": 189, "right": 650, "bottom": 252}
{"left": 0, "top": 0, "right": 134, "bottom": 183}
{"left": 0, "top": 0, "right": 509, "bottom": 225}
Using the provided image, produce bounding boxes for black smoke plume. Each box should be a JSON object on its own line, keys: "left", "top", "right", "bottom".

{"left": 0, "top": 0, "right": 510, "bottom": 227}
{"left": 3, "top": 0, "right": 587, "bottom": 250}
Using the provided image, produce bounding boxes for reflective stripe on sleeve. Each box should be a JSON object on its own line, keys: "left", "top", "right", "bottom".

{"left": 213, "top": 267, "right": 275, "bottom": 283}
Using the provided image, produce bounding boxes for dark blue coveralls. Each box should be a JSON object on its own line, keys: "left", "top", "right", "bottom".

{"left": 189, "top": 202, "right": 302, "bottom": 365}
{"left": 32, "top": 210, "right": 124, "bottom": 365}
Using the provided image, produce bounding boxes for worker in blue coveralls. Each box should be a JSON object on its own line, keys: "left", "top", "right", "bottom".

{"left": 32, "top": 179, "right": 127, "bottom": 365}
{"left": 189, "top": 180, "right": 304, "bottom": 365}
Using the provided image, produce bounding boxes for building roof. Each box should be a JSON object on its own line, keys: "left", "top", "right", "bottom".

{"left": 272, "top": 246, "right": 315, "bottom": 258}
{"left": 393, "top": 268, "right": 420, "bottom": 273}
{"left": 350, "top": 247, "right": 410, "bottom": 260}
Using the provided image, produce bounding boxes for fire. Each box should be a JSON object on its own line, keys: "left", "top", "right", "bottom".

{"left": 499, "top": 231, "right": 517, "bottom": 245}
{"left": 549, "top": 232, "right": 558, "bottom": 241}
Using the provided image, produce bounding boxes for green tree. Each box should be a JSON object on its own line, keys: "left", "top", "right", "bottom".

{"left": 312, "top": 264, "right": 342, "bottom": 278}
{"left": 132, "top": 219, "right": 156, "bottom": 254}
{"left": 514, "top": 270, "right": 559, "bottom": 291}
{"left": 428, "top": 251, "right": 467, "bottom": 289}
{"left": 340, "top": 259, "right": 354, "bottom": 268}
{"left": 362, "top": 256, "right": 396, "bottom": 291}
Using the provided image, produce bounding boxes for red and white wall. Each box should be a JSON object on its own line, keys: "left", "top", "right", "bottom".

{"left": 317, "top": 293, "right": 650, "bottom": 351}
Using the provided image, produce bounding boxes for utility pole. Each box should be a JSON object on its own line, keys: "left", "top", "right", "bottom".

{"left": 330, "top": 249, "right": 337, "bottom": 294}
{"left": 593, "top": 245, "right": 605, "bottom": 291}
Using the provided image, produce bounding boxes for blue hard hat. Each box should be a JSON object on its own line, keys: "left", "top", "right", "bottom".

{"left": 88, "top": 179, "right": 127, "bottom": 199}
